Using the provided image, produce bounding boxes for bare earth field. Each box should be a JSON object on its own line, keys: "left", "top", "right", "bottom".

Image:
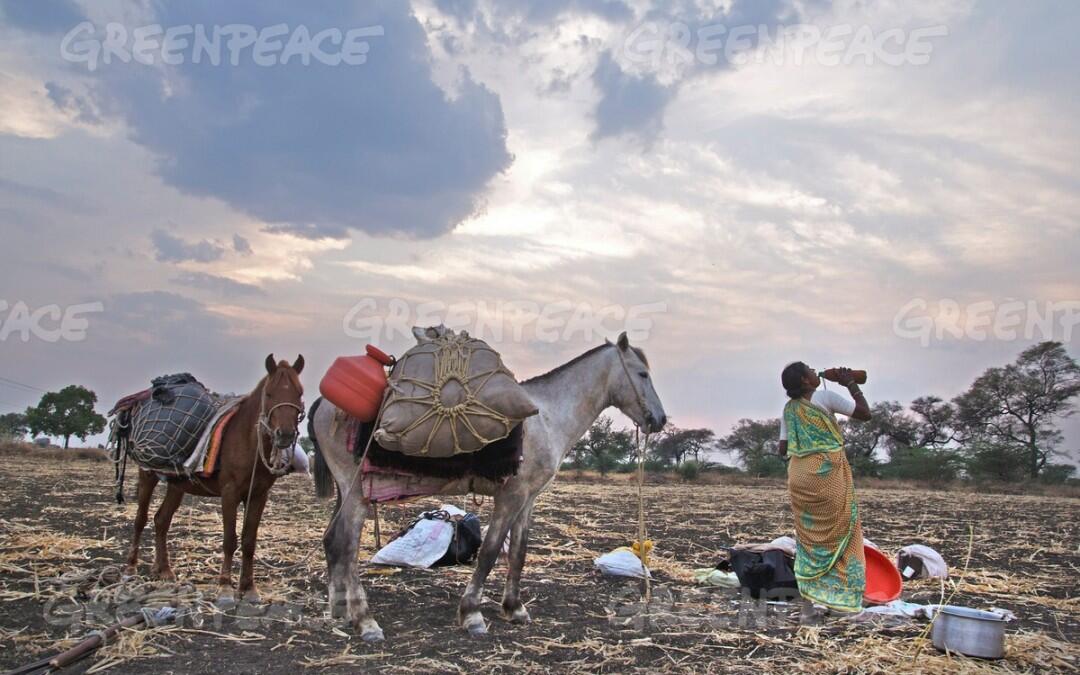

{"left": 0, "top": 452, "right": 1077, "bottom": 674}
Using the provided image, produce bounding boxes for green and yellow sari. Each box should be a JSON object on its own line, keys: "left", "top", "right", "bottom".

{"left": 784, "top": 398, "right": 865, "bottom": 612}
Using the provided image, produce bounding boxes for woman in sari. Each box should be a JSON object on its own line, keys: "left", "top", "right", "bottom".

{"left": 778, "top": 363, "right": 871, "bottom": 614}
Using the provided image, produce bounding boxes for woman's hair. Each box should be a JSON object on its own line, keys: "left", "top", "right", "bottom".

{"left": 781, "top": 362, "right": 811, "bottom": 399}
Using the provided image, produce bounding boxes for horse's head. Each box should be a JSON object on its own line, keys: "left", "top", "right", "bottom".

{"left": 607, "top": 332, "right": 667, "bottom": 434}
{"left": 261, "top": 353, "right": 306, "bottom": 450}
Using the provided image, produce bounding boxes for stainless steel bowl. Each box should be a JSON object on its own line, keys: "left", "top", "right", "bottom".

{"left": 931, "top": 606, "right": 1007, "bottom": 659}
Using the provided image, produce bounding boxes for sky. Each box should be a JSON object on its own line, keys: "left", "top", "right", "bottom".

{"left": 1, "top": 0, "right": 1078, "bottom": 461}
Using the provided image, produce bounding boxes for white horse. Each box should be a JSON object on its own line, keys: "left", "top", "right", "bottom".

{"left": 309, "top": 331, "right": 666, "bottom": 640}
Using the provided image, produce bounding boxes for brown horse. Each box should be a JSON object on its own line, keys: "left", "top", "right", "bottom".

{"left": 124, "top": 355, "right": 305, "bottom": 602}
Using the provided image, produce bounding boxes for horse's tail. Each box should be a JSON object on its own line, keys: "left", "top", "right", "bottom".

{"left": 308, "top": 397, "right": 335, "bottom": 500}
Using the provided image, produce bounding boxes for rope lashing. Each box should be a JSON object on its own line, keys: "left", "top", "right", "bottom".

{"left": 383, "top": 333, "right": 516, "bottom": 455}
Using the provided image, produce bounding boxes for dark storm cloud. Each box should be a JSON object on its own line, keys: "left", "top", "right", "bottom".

{"left": 85, "top": 1, "right": 511, "bottom": 240}
{"left": 171, "top": 271, "right": 265, "bottom": 297}
{"left": 151, "top": 229, "right": 225, "bottom": 264}
{"left": 0, "top": 0, "right": 83, "bottom": 34}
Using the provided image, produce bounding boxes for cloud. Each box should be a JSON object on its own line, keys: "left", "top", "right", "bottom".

{"left": 83, "top": 1, "right": 511, "bottom": 240}
{"left": 435, "top": 0, "right": 632, "bottom": 24}
{"left": 171, "top": 271, "right": 265, "bottom": 297}
{"left": 590, "top": 50, "right": 674, "bottom": 142}
{"left": 232, "top": 234, "right": 253, "bottom": 255}
{"left": 0, "top": 0, "right": 83, "bottom": 34}
{"left": 44, "top": 82, "right": 100, "bottom": 125}
{"left": 103, "top": 290, "right": 230, "bottom": 343}
{"left": 151, "top": 229, "right": 225, "bottom": 263}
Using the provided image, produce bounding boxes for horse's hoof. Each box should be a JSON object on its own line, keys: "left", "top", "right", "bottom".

{"left": 502, "top": 605, "right": 531, "bottom": 624}
{"left": 215, "top": 594, "right": 237, "bottom": 610}
{"left": 152, "top": 568, "right": 176, "bottom": 582}
{"left": 357, "top": 618, "right": 384, "bottom": 643}
{"left": 240, "top": 589, "right": 262, "bottom": 604}
{"left": 462, "top": 612, "right": 488, "bottom": 637}
{"left": 123, "top": 564, "right": 137, "bottom": 577}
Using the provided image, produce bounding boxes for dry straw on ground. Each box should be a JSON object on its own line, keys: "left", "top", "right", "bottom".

{"left": 0, "top": 452, "right": 1076, "bottom": 673}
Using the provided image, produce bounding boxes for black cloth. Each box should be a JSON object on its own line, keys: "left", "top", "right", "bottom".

{"left": 352, "top": 417, "right": 523, "bottom": 482}
{"left": 721, "top": 548, "right": 799, "bottom": 600}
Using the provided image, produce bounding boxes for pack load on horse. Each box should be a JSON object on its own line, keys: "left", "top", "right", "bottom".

{"left": 110, "top": 373, "right": 231, "bottom": 478}
{"left": 374, "top": 326, "right": 538, "bottom": 457}
{"left": 108, "top": 356, "right": 306, "bottom": 603}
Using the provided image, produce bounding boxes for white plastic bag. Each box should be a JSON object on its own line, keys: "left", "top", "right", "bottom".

{"left": 370, "top": 504, "right": 466, "bottom": 568}
{"left": 594, "top": 549, "right": 651, "bottom": 579}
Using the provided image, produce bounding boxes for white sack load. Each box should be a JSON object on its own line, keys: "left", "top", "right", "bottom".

{"left": 374, "top": 327, "right": 538, "bottom": 457}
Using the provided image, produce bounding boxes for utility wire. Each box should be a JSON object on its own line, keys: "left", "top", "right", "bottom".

{"left": 0, "top": 375, "right": 46, "bottom": 393}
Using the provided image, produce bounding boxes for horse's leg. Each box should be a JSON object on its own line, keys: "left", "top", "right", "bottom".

{"left": 124, "top": 471, "right": 158, "bottom": 575}
{"left": 324, "top": 491, "right": 346, "bottom": 619}
{"left": 500, "top": 496, "right": 537, "bottom": 624}
{"left": 237, "top": 486, "right": 269, "bottom": 603}
{"left": 151, "top": 484, "right": 185, "bottom": 581}
{"left": 459, "top": 481, "right": 530, "bottom": 636}
{"left": 217, "top": 484, "right": 240, "bottom": 601}
{"left": 323, "top": 490, "right": 382, "bottom": 642}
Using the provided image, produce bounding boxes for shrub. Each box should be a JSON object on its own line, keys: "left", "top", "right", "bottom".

{"left": 676, "top": 460, "right": 701, "bottom": 481}
{"left": 881, "top": 447, "right": 961, "bottom": 483}
{"left": 965, "top": 443, "right": 1028, "bottom": 483}
{"left": 746, "top": 455, "right": 787, "bottom": 478}
{"left": 1039, "top": 463, "right": 1077, "bottom": 485}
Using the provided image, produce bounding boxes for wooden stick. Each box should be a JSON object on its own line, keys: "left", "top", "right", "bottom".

{"left": 48, "top": 614, "right": 145, "bottom": 669}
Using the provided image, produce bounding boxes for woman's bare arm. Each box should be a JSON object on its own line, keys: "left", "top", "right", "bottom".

{"left": 837, "top": 367, "right": 872, "bottom": 421}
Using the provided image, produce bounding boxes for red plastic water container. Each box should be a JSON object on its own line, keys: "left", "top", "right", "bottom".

{"left": 319, "top": 345, "right": 394, "bottom": 422}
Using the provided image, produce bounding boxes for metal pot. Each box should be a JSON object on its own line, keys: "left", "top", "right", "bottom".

{"left": 931, "top": 606, "right": 1007, "bottom": 659}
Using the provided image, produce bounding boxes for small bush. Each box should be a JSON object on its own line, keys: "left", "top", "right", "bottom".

{"left": 1039, "top": 463, "right": 1077, "bottom": 485}
{"left": 881, "top": 447, "right": 960, "bottom": 483}
{"left": 643, "top": 458, "right": 669, "bottom": 474}
{"left": 676, "top": 461, "right": 702, "bottom": 481}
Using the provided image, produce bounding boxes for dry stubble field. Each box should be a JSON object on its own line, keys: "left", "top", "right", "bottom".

{"left": 0, "top": 450, "right": 1077, "bottom": 674}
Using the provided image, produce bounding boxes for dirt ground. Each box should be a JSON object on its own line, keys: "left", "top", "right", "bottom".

{"left": 0, "top": 452, "right": 1077, "bottom": 674}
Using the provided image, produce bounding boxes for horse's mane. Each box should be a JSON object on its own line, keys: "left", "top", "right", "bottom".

{"left": 522, "top": 343, "right": 649, "bottom": 385}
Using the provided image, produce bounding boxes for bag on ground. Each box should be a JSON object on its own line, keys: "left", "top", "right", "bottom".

{"left": 371, "top": 505, "right": 483, "bottom": 568}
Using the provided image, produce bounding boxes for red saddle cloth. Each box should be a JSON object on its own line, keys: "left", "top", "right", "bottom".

{"left": 108, "top": 389, "right": 152, "bottom": 416}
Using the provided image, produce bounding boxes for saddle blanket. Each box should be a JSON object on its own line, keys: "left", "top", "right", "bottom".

{"left": 346, "top": 416, "right": 518, "bottom": 503}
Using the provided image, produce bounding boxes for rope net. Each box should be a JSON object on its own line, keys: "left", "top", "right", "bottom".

{"left": 125, "top": 375, "right": 222, "bottom": 474}
{"left": 374, "top": 330, "right": 538, "bottom": 458}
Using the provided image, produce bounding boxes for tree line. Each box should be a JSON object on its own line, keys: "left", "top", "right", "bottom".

{"left": 567, "top": 342, "right": 1079, "bottom": 485}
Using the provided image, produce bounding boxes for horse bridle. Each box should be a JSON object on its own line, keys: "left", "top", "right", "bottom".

{"left": 614, "top": 343, "right": 654, "bottom": 431}
{"left": 257, "top": 399, "right": 306, "bottom": 476}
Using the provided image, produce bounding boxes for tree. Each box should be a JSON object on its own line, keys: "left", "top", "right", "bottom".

{"left": 25, "top": 385, "right": 106, "bottom": 449}
{"left": 650, "top": 426, "right": 716, "bottom": 467}
{"left": 908, "top": 396, "right": 959, "bottom": 449}
{"left": 840, "top": 400, "right": 917, "bottom": 461}
{"left": 721, "top": 418, "right": 784, "bottom": 477}
{"left": 954, "top": 342, "right": 1080, "bottom": 479}
{"left": 569, "top": 416, "right": 635, "bottom": 476}
{"left": 0, "top": 412, "right": 28, "bottom": 440}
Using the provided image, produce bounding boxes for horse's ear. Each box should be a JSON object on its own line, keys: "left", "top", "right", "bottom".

{"left": 293, "top": 354, "right": 305, "bottom": 374}
{"left": 617, "top": 332, "right": 630, "bottom": 351}
{"left": 265, "top": 354, "right": 276, "bottom": 374}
